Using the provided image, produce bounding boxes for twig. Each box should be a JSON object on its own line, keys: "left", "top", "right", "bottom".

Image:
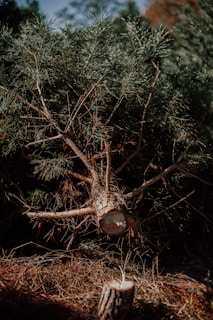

{"left": 34, "top": 54, "right": 52, "bottom": 119}
{"left": 31, "top": 53, "right": 63, "bottom": 134}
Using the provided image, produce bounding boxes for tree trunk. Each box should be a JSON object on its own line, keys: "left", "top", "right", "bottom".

{"left": 92, "top": 184, "right": 127, "bottom": 236}
{"left": 98, "top": 279, "right": 135, "bottom": 320}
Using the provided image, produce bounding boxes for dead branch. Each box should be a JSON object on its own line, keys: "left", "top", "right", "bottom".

{"left": 25, "top": 207, "right": 95, "bottom": 219}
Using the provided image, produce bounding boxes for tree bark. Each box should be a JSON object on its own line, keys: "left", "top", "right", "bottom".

{"left": 98, "top": 279, "right": 135, "bottom": 320}
{"left": 92, "top": 185, "right": 127, "bottom": 236}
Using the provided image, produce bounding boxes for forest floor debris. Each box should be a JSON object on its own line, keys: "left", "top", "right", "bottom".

{"left": 0, "top": 247, "right": 212, "bottom": 320}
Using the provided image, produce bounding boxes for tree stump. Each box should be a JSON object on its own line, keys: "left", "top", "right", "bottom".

{"left": 98, "top": 280, "right": 135, "bottom": 320}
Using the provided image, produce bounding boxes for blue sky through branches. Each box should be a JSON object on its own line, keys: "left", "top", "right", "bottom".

{"left": 17, "top": 0, "right": 147, "bottom": 24}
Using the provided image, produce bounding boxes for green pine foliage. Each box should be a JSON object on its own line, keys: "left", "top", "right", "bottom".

{"left": 165, "top": 0, "right": 213, "bottom": 145}
{"left": 161, "top": 0, "right": 213, "bottom": 225}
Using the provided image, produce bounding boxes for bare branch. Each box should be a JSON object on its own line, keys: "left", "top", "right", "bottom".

{"left": 25, "top": 207, "right": 96, "bottom": 219}
{"left": 16, "top": 90, "right": 99, "bottom": 183}
{"left": 124, "top": 144, "right": 199, "bottom": 199}
{"left": 124, "top": 163, "right": 178, "bottom": 200}
{"left": 25, "top": 134, "right": 63, "bottom": 148}
{"left": 20, "top": 115, "right": 46, "bottom": 121}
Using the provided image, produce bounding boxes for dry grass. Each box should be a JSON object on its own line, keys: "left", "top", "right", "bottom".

{"left": 0, "top": 245, "right": 212, "bottom": 320}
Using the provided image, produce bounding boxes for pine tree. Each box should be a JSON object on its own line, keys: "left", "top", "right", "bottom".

{"left": 161, "top": 0, "right": 213, "bottom": 235}
{"left": 0, "top": 4, "right": 212, "bottom": 249}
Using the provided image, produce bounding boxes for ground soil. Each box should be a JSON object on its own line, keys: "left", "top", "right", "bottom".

{"left": 0, "top": 243, "right": 212, "bottom": 320}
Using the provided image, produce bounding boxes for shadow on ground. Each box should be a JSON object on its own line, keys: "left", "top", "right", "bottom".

{"left": 130, "top": 302, "right": 178, "bottom": 320}
{"left": 0, "top": 287, "right": 86, "bottom": 320}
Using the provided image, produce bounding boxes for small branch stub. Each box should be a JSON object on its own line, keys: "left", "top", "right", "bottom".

{"left": 98, "top": 279, "right": 135, "bottom": 320}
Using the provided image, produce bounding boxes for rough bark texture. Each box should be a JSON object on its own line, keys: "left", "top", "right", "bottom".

{"left": 98, "top": 280, "right": 135, "bottom": 320}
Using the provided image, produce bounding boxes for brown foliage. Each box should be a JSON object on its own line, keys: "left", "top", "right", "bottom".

{"left": 144, "top": 0, "right": 199, "bottom": 28}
